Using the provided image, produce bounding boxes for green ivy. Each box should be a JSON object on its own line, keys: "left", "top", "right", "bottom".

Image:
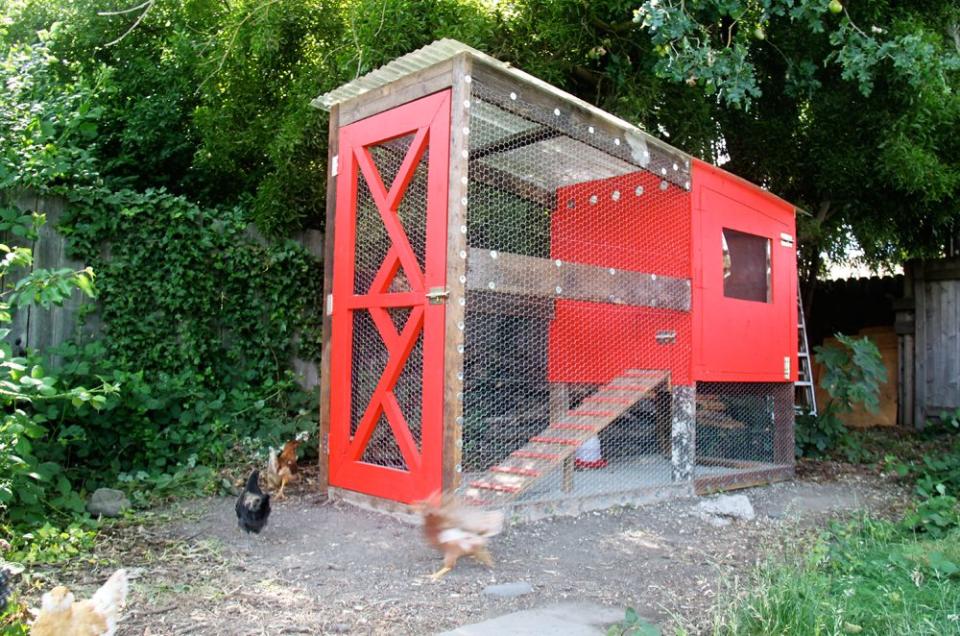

{"left": 60, "top": 186, "right": 322, "bottom": 387}
{"left": 0, "top": 32, "right": 321, "bottom": 554}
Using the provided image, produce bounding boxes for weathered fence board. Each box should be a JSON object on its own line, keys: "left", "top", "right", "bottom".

{"left": 897, "top": 259, "right": 960, "bottom": 427}
{"left": 2, "top": 192, "right": 97, "bottom": 362}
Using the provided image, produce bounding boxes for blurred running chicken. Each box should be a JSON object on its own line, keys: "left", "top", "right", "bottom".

{"left": 416, "top": 491, "right": 504, "bottom": 580}
{"left": 265, "top": 438, "right": 303, "bottom": 500}
{"left": 31, "top": 568, "right": 128, "bottom": 636}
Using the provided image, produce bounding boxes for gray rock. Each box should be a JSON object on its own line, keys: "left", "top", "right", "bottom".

{"left": 438, "top": 602, "right": 627, "bottom": 635}
{"left": 698, "top": 512, "right": 731, "bottom": 528}
{"left": 482, "top": 581, "right": 534, "bottom": 598}
{"left": 698, "top": 494, "right": 755, "bottom": 522}
{"left": 86, "top": 488, "right": 131, "bottom": 518}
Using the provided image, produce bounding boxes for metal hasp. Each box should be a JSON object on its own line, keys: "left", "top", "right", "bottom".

{"left": 426, "top": 287, "right": 450, "bottom": 304}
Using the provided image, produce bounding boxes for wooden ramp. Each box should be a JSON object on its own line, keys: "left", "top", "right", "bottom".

{"left": 464, "top": 369, "right": 671, "bottom": 506}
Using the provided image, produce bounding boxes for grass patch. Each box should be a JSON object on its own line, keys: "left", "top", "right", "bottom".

{"left": 716, "top": 517, "right": 960, "bottom": 635}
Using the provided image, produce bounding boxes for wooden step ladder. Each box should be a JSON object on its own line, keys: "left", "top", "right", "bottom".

{"left": 463, "top": 369, "right": 671, "bottom": 506}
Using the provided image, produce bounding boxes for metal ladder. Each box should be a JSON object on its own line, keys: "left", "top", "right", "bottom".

{"left": 795, "top": 292, "right": 817, "bottom": 416}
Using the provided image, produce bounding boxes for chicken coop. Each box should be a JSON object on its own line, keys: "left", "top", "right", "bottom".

{"left": 313, "top": 40, "right": 798, "bottom": 519}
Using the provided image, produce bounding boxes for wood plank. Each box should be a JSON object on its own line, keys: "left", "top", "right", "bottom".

{"left": 549, "top": 384, "right": 573, "bottom": 493}
{"left": 469, "top": 126, "right": 562, "bottom": 160}
{"left": 317, "top": 104, "right": 340, "bottom": 493}
{"left": 468, "top": 162, "right": 555, "bottom": 209}
{"left": 914, "top": 265, "right": 926, "bottom": 429}
{"left": 467, "top": 290, "right": 555, "bottom": 319}
{"left": 694, "top": 465, "right": 794, "bottom": 495}
{"left": 337, "top": 58, "right": 456, "bottom": 126}
{"left": 441, "top": 54, "right": 472, "bottom": 491}
{"left": 466, "top": 248, "right": 690, "bottom": 311}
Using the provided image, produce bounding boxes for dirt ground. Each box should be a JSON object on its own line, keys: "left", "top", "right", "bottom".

{"left": 28, "top": 463, "right": 909, "bottom": 635}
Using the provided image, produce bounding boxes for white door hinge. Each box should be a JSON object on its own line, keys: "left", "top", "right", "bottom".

{"left": 331, "top": 155, "right": 338, "bottom": 177}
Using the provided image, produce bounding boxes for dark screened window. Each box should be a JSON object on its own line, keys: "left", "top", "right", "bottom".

{"left": 722, "top": 228, "right": 771, "bottom": 303}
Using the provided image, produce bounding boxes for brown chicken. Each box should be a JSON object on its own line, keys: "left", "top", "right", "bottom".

{"left": 266, "top": 439, "right": 301, "bottom": 499}
{"left": 416, "top": 491, "right": 505, "bottom": 581}
{"left": 32, "top": 569, "right": 128, "bottom": 636}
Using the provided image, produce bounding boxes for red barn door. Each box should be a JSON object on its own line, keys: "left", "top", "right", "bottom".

{"left": 328, "top": 91, "right": 451, "bottom": 502}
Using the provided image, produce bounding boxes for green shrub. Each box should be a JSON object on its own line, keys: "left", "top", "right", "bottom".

{"left": 796, "top": 334, "right": 886, "bottom": 459}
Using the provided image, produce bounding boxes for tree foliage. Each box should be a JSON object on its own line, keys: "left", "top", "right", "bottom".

{"left": 4, "top": 0, "right": 956, "bottom": 270}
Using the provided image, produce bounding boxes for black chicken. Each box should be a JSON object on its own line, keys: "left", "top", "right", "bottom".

{"left": 0, "top": 567, "right": 11, "bottom": 608}
{"left": 235, "top": 469, "right": 271, "bottom": 534}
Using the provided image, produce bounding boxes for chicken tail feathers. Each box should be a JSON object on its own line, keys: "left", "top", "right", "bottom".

{"left": 90, "top": 569, "right": 128, "bottom": 636}
{"left": 244, "top": 469, "right": 261, "bottom": 494}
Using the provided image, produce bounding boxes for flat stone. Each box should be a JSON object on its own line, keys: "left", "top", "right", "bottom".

{"left": 699, "top": 512, "right": 731, "bottom": 528}
{"left": 482, "top": 581, "right": 534, "bottom": 598}
{"left": 438, "top": 602, "right": 627, "bottom": 636}
{"left": 698, "top": 494, "right": 755, "bottom": 521}
{"left": 86, "top": 488, "right": 131, "bottom": 518}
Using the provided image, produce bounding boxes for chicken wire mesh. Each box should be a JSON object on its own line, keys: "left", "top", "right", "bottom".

{"left": 349, "top": 135, "right": 429, "bottom": 469}
{"left": 451, "top": 77, "right": 793, "bottom": 510}
{"left": 458, "top": 79, "right": 690, "bottom": 509}
{"left": 694, "top": 382, "right": 795, "bottom": 493}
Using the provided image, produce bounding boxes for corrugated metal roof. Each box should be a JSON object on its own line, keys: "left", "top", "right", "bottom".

{"left": 312, "top": 39, "right": 475, "bottom": 111}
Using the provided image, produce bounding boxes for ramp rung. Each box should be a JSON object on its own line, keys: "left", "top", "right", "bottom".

{"left": 470, "top": 480, "right": 520, "bottom": 493}
{"left": 553, "top": 422, "right": 598, "bottom": 431}
{"left": 531, "top": 436, "right": 581, "bottom": 446}
{"left": 491, "top": 466, "right": 541, "bottom": 477}
{"left": 512, "top": 450, "right": 561, "bottom": 460}
{"left": 606, "top": 383, "right": 663, "bottom": 391}
{"left": 569, "top": 410, "right": 615, "bottom": 417}
{"left": 583, "top": 396, "right": 635, "bottom": 404}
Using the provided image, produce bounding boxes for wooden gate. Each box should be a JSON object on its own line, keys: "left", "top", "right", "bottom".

{"left": 328, "top": 91, "right": 451, "bottom": 502}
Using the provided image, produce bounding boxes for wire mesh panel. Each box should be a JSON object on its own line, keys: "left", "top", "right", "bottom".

{"left": 694, "top": 382, "right": 795, "bottom": 493}
{"left": 348, "top": 139, "right": 429, "bottom": 469}
{"left": 459, "top": 77, "right": 696, "bottom": 511}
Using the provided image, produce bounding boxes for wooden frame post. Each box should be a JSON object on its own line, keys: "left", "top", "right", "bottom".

{"left": 442, "top": 54, "right": 473, "bottom": 491}
{"left": 317, "top": 104, "right": 340, "bottom": 495}
{"left": 549, "top": 383, "right": 573, "bottom": 492}
{"left": 670, "top": 385, "right": 695, "bottom": 484}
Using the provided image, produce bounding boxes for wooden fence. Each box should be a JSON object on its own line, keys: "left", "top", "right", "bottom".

{"left": 3, "top": 192, "right": 98, "bottom": 363}
{"left": 896, "top": 259, "right": 960, "bottom": 428}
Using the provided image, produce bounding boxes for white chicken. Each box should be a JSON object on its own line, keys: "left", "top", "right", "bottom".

{"left": 31, "top": 568, "right": 128, "bottom": 636}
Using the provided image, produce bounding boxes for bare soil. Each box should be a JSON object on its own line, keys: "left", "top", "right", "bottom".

{"left": 27, "top": 463, "right": 910, "bottom": 635}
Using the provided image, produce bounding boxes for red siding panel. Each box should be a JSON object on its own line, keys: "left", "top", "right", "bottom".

{"left": 691, "top": 160, "right": 797, "bottom": 383}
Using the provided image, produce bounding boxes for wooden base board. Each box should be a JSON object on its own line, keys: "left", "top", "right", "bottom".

{"left": 695, "top": 465, "right": 794, "bottom": 496}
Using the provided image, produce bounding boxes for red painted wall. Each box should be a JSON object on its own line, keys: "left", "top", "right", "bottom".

{"left": 546, "top": 162, "right": 797, "bottom": 387}
{"left": 691, "top": 160, "right": 797, "bottom": 382}
{"left": 547, "top": 170, "right": 694, "bottom": 385}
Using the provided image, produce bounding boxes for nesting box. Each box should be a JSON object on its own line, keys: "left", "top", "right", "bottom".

{"left": 314, "top": 41, "right": 797, "bottom": 516}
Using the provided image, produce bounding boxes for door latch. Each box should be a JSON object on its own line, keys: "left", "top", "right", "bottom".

{"left": 425, "top": 287, "right": 450, "bottom": 304}
{"left": 655, "top": 330, "right": 677, "bottom": 345}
